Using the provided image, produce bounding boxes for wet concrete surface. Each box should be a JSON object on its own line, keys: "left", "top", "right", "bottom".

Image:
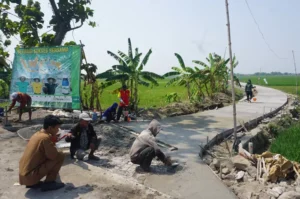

{"left": 119, "top": 85, "right": 287, "bottom": 199}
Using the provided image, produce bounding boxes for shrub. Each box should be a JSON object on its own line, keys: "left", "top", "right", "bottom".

{"left": 267, "top": 122, "right": 282, "bottom": 138}
{"left": 165, "top": 92, "right": 180, "bottom": 103}
{"left": 270, "top": 123, "right": 300, "bottom": 163}
{"left": 0, "top": 79, "right": 9, "bottom": 98}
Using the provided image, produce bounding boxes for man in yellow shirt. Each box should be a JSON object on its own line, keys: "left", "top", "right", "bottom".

{"left": 31, "top": 77, "right": 43, "bottom": 94}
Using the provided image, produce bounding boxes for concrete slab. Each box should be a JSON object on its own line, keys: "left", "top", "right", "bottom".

{"left": 119, "top": 85, "right": 287, "bottom": 199}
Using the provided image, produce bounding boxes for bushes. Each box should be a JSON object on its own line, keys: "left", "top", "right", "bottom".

{"left": 0, "top": 79, "right": 9, "bottom": 98}
{"left": 267, "top": 114, "right": 293, "bottom": 138}
{"left": 165, "top": 92, "right": 180, "bottom": 103}
{"left": 270, "top": 123, "right": 300, "bottom": 163}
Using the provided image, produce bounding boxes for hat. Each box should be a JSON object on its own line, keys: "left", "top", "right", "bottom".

{"left": 33, "top": 77, "right": 40, "bottom": 81}
{"left": 47, "top": 77, "right": 56, "bottom": 82}
{"left": 11, "top": 92, "right": 18, "bottom": 99}
{"left": 79, "top": 112, "right": 92, "bottom": 121}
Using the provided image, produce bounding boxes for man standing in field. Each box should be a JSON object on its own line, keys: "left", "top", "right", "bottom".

{"left": 116, "top": 85, "right": 130, "bottom": 121}
{"left": 19, "top": 115, "right": 65, "bottom": 192}
{"left": 7, "top": 92, "right": 32, "bottom": 122}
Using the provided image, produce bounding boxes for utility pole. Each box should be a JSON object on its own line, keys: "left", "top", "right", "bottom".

{"left": 292, "top": 50, "right": 298, "bottom": 97}
{"left": 225, "top": 0, "right": 238, "bottom": 150}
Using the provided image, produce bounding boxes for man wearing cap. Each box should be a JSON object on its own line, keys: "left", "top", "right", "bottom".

{"left": 7, "top": 92, "right": 32, "bottom": 122}
{"left": 65, "top": 113, "right": 101, "bottom": 161}
{"left": 19, "top": 115, "right": 65, "bottom": 191}
{"left": 116, "top": 84, "right": 130, "bottom": 121}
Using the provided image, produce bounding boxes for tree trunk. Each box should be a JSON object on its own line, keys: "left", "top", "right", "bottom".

{"left": 89, "top": 83, "right": 95, "bottom": 109}
{"left": 187, "top": 81, "right": 191, "bottom": 100}
{"left": 134, "top": 78, "right": 138, "bottom": 112}
{"left": 205, "top": 84, "right": 210, "bottom": 97}
{"left": 130, "top": 78, "right": 133, "bottom": 102}
{"left": 52, "top": 22, "right": 70, "bottom": 45}
{"left": 84, "top": 90, "right": 88, "bottom": 109}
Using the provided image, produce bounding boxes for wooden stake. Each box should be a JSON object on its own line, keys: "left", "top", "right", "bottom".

{"left": 225, "top": 140, "right": 232, "bottom": 157}
{"left": 239, "top": 120, "right": 248, "bottom": 132}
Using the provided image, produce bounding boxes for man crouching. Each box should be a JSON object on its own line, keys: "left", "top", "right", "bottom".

{"left": 130, "top": 119, "right": 172, "bottom": 172}
{"left": 65, "top": 113, "right": 101, "bottom": 161}
{"left": 19, "top": 115, "right": 65, "bottom": 192}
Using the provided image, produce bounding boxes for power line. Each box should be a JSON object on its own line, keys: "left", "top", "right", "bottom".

{"left": 244, "top": 0, "right": 287, "bottom": 60}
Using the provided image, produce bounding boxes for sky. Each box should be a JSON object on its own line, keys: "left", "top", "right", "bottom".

{"left": 5, "top": 0, "right": 300, "bottom": 75}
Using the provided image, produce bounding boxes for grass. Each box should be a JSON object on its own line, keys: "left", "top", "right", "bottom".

{"left": 239, "top": 75, "right": 300, "bottom": 96}
{"left": 0, "top": 102, "right": 9, "bottom": 108}
{"left": 82, "top": 79, "right": 189, "bottom": 110}
{"left": 270, "top": 123, "right": 300, "bottom": 162}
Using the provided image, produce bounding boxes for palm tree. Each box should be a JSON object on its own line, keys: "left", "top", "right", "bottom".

{"left": 97, "top": 38, "right": 163, "bottom": 111}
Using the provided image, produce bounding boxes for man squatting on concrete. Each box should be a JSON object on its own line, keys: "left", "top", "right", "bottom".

{"left": 19, "top": 115, "right": 65, "bottom": 192}
{"left": 130, "top": 119, "right": 172, "bottom": 172}
{"left": 65, "top": 113, "right": 101, "bottom": 161}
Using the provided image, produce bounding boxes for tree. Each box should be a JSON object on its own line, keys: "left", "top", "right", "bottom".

{"left": 0, "top": 34, "right": 11, "bottom": 87}
{"left": 0, "top": 0, "right": 97, "bottom": 109}
{"left": 0, "top": 0, "right": 95, "bottom": 47}
{"left": 0, "top": 79, "right": 9, "bottom": 98}
{"left": 193, "top": 53, "right": 241, "bottom": 96}
{"left": 97, "top": 38, "right": 163, "bottom": 111}
{"left": 163, "top": 53, "right": 194, "bottom": 100}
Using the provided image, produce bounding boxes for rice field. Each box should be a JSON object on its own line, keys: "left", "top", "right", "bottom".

{"left": 239, "top": 75, "right": 300, "bottom": 96}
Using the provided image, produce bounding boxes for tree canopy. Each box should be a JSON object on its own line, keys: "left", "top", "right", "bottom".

{"left": 0, "top": 0, "right": 95, "bottom": 49}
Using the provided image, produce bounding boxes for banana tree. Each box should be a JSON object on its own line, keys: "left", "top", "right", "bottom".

{"left": 193, "top": 53, "right": 230, "bottom": 97}
{"left": 164, "top": 53, "right": 208, "bottom": 101}
{"left": 97, "top": 38, "right": 163, "bottom": 111}
{"left": 163, "top": 53, "right": 194, "bottom": 100}
{"left": 80, "top": 63, "right": 100, "bottom": 110}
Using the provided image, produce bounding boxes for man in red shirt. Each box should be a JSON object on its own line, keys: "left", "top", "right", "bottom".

{"left": 117, "top": 85, "right": 130, "bottom": 121}
{"left": 7, "top": 92, "right": 32, "bottom": 122}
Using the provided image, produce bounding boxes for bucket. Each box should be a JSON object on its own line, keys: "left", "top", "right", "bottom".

{"left": 0, "top": 107, "right": 4, "bottom": 117}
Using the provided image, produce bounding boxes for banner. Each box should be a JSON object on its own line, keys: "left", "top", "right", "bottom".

{"left": 10, "top": 45, "right": 81, "bottom": 109}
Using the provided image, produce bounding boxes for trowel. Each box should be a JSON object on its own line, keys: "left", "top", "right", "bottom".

{"left": 171, "top": 162, "right": 179, "bottom": 168}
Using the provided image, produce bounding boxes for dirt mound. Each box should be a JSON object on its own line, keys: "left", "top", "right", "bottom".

{"left": 138, "top": 90, "right": 243, "bottom": 120}
{"left": 96, "top": 124, "right": 136, "bottom": 157}
{"left": 139, "top": 101, "right": 223, "bottom": 119}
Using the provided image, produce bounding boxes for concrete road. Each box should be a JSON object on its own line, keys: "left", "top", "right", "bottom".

{"left": 120, "top": 85, "right": 288, "bottom": 199}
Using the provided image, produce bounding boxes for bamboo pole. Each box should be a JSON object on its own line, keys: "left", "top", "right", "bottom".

{"left": 225, "top": 0, "right": 237, "bottom": 149}
{"left": 292, "top": 50, "right": 298, "bottom": 97}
